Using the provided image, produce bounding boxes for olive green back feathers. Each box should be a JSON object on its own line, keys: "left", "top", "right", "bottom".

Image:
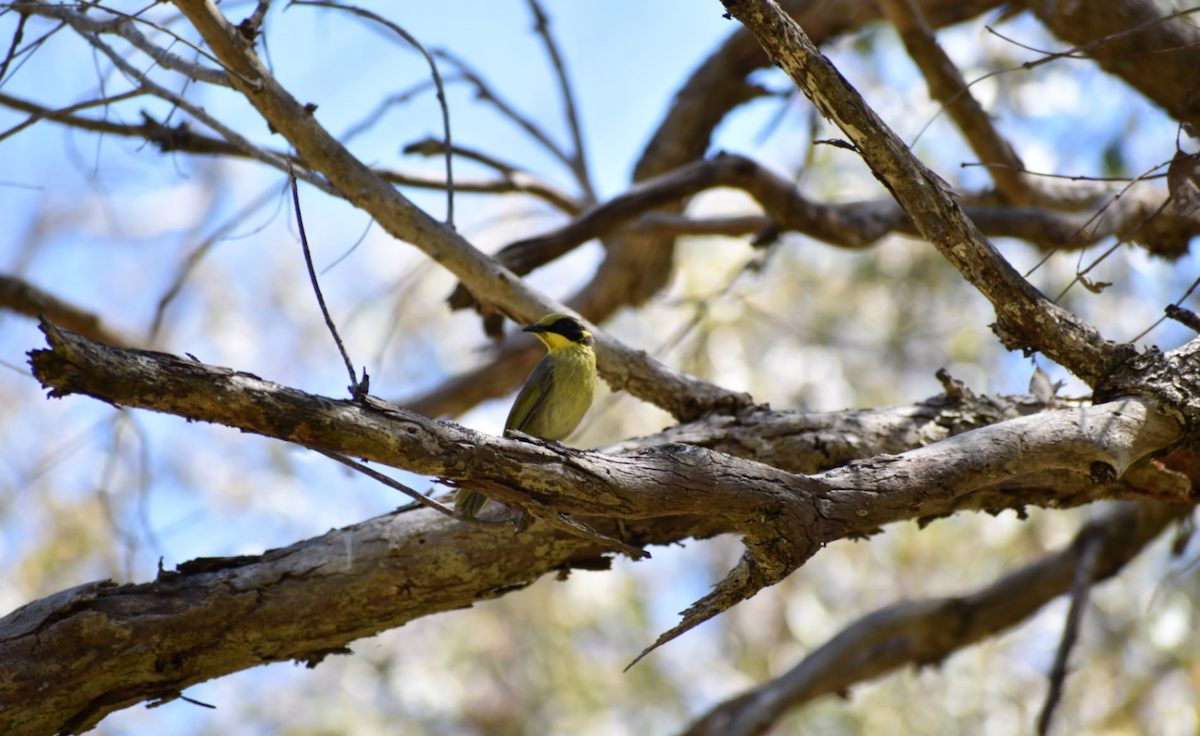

{"left": 456, "top": 314, "right": 597, "bottom": 519}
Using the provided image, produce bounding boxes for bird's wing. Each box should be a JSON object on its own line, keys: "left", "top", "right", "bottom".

{"left": 506, "top": 355, "right": 555, "bottom": 433}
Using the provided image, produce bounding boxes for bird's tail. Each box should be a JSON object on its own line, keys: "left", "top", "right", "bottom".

{"left": 455, "top": 489, "right": 488, "bottom": 519}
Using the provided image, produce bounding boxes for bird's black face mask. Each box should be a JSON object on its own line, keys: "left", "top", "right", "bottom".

{"left": 535, "top": 317, "right": 587, "bottom": 343}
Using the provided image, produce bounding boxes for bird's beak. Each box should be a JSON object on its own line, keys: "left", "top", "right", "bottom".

{"left": 522, "top": 323, "right": 546, "bottom": 334}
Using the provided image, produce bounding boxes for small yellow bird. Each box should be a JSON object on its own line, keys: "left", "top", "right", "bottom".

{"left": 456, "top": 313, "right": 598, "bottom": 519}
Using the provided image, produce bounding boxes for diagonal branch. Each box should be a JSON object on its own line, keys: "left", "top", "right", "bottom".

{"left": 720, "top": 0, "right": 1133, "bottom": 387}
{"left": 877, "top": 0, "right": 1029, "bottom": 203}
{"left": 167, "top": 0, "right": 749, "bottom": 421}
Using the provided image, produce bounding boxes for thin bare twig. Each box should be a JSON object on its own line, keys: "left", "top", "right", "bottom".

{"left": 1054, "top": 196, "right": 1173, "bottom": 301}
{"left": 288, "top": 164, "right": 367, "bottom": 399}
{"left": 340, "top": 75, "right": 461, "bottom": 143}
{"left": 16, "top": 0, "right": 236, "bottom": 87}
{"left": 313, "top": 450, "right": 457, "bottom": 520}
{"left": 963, "top": 162, "right": 1167, "bottom": 183}
{"left": 404, "top": 135, "right": 518, "bottom": 174}
{"left": 0, "top": 87, "right": 144, "bottom": 144}
{"left": 0, "top": 18, "right": 65, "bottom": 93}
{"left": 1166, "top": 303, "right": 1200, "bottom": 333}
{"left": 1023, "top": 157, "right": 1174, "bottom": 278}
{"left": 986, "top": 7, "right": 1200, "bottom": 63}
{"left": 434, "top": 48, "right": 573, "bottom": 171}
{"left": 1037, "top": 530, "right": 1105, "bottom": 736}
{"left": 1130, "top": 274, "right": 1200, "bottom": 342}
{"left": 525, "top": 0, "right": 594, "bottom": 202}
{"left": 149, "top": 181, "right": 287, "bottom": 343}
{"left": 879, "top": 0, "right": 1027, "bottom": 202}
{"left": 45, "top": 6, "right": 338, "bottom": 196}
{"left": 0, "top": 11, "right": 27, "bottom": 85}
{"left": 911, "top": 7, "right": 1200, "bottom": 150}
{"left": 402, "top": 136, "right": 582, "bottom": 214}
{"left": 291, "top": 0, "right": 455, "bottom": 226}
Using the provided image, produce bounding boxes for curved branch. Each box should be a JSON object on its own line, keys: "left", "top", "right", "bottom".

{"left": 449, "top": 153, "right": 1196, "bottom": 311}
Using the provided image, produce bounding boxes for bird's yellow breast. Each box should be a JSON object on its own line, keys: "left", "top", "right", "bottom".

{"left": 506, "top": 341, "right": 596, "bottom": 441}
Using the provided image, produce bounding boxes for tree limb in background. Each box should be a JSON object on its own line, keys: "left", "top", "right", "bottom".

{"left": 1024, "top": 0, "right": 1200, "bottom": 129}
{"left": 0, "top": 275, "right": 130, "bottom": 347}
{"left": 1037, "top": 527, "right": 1104, "bottom": 736}
{"left": 679, "top": 501, "right": 1190, "bottom": 736}
{"left": 446, "top": 153, "right": 1195, "bottom": 312}
{"left": 878, "top": 0, "right": 1030, "bottom": 204}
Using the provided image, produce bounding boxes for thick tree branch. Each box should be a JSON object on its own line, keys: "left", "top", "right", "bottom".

{"left": 0, "top": 499, "right": 726, "bottom": 736}
{"left": 11, "top": 318, "right": 1194, "bottom": 733}
{"left": 24, "top": 323, "right": 1190, "bottom": 677}
{"left": 720, "top": 0, "right": 1134, "bottom": 387}
{"left": 30, "top": 322, "right": 1188, "bottom": 517}
{"left": 629, "top": 188, "right": 1198, "bottom": 257}
{"left": 680, "top": 501, "right": 1189, "bottom": 736}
